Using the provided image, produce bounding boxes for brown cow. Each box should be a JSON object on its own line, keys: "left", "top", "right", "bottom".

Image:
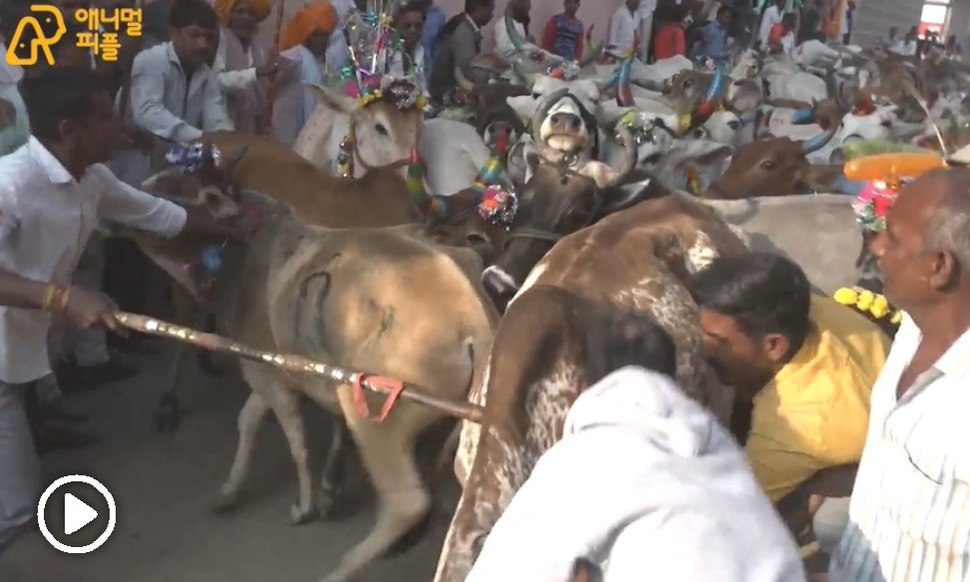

{"left": 704, "top": 103, "right": 844, "bottom": 199}
{"left": 480, "top": 105, "right": 646, "bottom": 308}
{"left": 134, "top": 174, "right": 496, "bottom": 582}
{"left": 435, "top": 194, "right": 743, "bottom": 581}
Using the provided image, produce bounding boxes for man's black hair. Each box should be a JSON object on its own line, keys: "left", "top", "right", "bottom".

{"left": 584, "top": 310, "right": 678, "bottom": 386}
{"left": 168, "top": 0, "right": 218, "bottom": 30}
{"left": 18, "top": 66, "right": 114, "bottom": 139}
{"left": 463, "top": 0, "right": 493, "bottom": 12}
{"left": 394, "top": 1, "right": 426, "bottom": 20}
{"left": 717, "top": 5, "right": 732, "bottom": 18}
{"left": 690, "top": 252, "right": 811, "bottom": 360}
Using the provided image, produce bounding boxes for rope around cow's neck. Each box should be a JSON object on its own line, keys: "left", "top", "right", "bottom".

{"left": 113, "top": 311, "right": 485, "bottom": 424}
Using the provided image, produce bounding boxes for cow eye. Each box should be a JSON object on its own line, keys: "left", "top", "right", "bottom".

{"left": 684, "top": 79, "right": 694, "bottom": 89}
{"left": 375, "top": 122, "right": 389, "bottom": 136}
{"left": 760, "top": 160, "right": 777, "bottom": 171}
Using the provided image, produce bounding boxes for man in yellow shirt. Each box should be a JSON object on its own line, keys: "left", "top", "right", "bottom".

{"left": 688, "top": 252, "right": 890, "bottom": 555}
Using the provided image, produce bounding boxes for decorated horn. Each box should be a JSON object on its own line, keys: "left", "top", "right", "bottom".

{"left": 511, "top": 60, "right": 535, "bottom": 90}
{"left": 801, "top": 103, "right": 840, "bottom": 154}
{"left": 577, "top": 26, "right": 603, "bottom": 67}
{"left": 616, "top": 57, "right": 634, "bottom": 107}
{"left": 754, "top": 106, "right": 774, "bottom": 139}
{"left": 504, "top": 9, "right": 529, "bottom": 51}
{"left": 472, "top": 127, "right": 511, "bottom": 193}
{"left": 602, "top": 123, "right": 638, "bottom": 189}
{"left": 691, "top": 66, "right": 725, "bottom": 125}
{"left": 406, "top": 148, "right": 449, "bottom": 220}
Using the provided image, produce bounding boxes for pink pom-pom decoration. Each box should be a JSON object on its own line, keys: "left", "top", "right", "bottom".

{"left": 478, "top": 185, "right": 518, "bottom": 228}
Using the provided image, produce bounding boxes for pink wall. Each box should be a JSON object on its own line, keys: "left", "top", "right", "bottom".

{"left": 434, "top": 0, "right": 623, "bottom": 50}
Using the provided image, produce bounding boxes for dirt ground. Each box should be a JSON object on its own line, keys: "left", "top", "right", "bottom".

{"left": 0, "top": 342, "right": 454, "bottom": 582}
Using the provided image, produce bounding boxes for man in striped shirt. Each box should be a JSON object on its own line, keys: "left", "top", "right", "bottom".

{"left": 832, "top": 167, "right": 970, "bottom": 582}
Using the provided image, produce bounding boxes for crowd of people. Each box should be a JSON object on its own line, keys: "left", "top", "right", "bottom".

{"left": 0, "top": 0, "right": 968, "bottom": 580}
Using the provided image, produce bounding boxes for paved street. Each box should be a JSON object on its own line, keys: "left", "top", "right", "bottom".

{"left": 0, "top": 343, "right": 452, "bottom": 582}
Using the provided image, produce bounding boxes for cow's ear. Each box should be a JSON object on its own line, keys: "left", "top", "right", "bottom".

{"left": 598, "top": 170, "right": 669, "bottom": 216}
{"left": 305, "top": 83, "right": 357, "bottom": 116}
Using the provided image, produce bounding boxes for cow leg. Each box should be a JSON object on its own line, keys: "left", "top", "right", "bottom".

{"left": 271, "top": 387, "right": 318, "bottom": 525}
{"left": 316, "top": 416, "right": 349, "bottom": 519}
{"left": 319, "top": 416, "right": 430, "bottom": 582}
{"left": 212, "top": 391, "right": 271, "bottom": 513}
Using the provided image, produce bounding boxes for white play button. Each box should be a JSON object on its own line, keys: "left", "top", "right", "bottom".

{"left": 64, "top": 492, "right": 98, "bottom": 535}
{"left": 37, "top": 474, "right": 117, "bottom": 554}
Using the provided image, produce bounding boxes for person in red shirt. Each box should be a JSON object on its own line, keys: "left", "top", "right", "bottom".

{"left": 541, "top": 0, "right": 585, "bottom": 61}
{"left": 653, "top": 18, "right": 686, "bottom": 61}
{"left": 767, "top": 12, "right": 796, "bottom": 55}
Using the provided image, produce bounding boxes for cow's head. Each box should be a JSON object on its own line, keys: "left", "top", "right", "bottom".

{"left": 307, "top": 81, "right": 425, "bottom": 175}
{"left": 605, "top": 111, "right": 732, "bottom": 193}
{"left": 409, "top": 132, "right": 517, "bottom": 263}
{"left": 135, "top": 144, "right": 273, "bottom": 299}
{"left": 533, "top": 88, "right": 599, "bottom": 158}
{"left": 481, "top": 124, "right": 649, "bottom": 309}
{"left": 707, "top": 104, "right": 841, "bottom": 198}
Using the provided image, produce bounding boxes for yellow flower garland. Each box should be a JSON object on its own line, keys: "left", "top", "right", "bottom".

{"left": 833, "top": 287, "right": 903, "bottom": 325}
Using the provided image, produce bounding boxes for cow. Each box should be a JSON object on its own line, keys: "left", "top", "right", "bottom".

{"left": 693, "top": 193, "right": 866, "bottom": 295}
{"left": 436, "top": 194, "right": 744, "bottom": 582}
{"left": 600, "top": 112, "right": 733, "bottom": 193}
{"left": 705, "top": 105, "right": 844, "bottom": 199}
{"left": 732, "top": 49, "right": 828, "bottom": 103}
{"left": 135, "top": 166, "right": 497, "bottom": 582}
{"left": 205, "top": 132, "right": 422, "bottom": 228}
{"left": 292, "top": 81, "right": 424, "bottom": 177}
{"left": 481, "top": 109, "right": 643, "bottom": 307}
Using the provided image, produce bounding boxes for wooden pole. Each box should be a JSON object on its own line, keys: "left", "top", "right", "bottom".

{"left": 113, "top": 312, "right": 485, "bottom": 424}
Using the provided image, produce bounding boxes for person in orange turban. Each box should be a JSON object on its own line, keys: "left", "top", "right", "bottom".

{"left": 279, "top": 2, "right": 338, "bottom": 53}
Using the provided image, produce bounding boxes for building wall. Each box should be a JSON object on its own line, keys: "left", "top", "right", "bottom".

{"left": 849, "top": 0, "right": 923, "bottom": 48}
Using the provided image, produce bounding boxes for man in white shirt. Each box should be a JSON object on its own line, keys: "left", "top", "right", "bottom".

{"left": 832, "top": 168, "right": 970, "bottom": 581}
{"left": 757, "top": 0, "right": 783, "bottom": 48}
{"left": 0, "top": 66, "right": 255, "bottom": 556}
{"left": 129, "top": 0, "right": 234, "bottom": 145}
{"left": 636, "top": 0, "right": 657, "bottom": 62}
{"left": 606, "top": 0, "right": 642, "bottom": 61}
{"left": 467, "top": 311, "right": 806, "bottom": 582}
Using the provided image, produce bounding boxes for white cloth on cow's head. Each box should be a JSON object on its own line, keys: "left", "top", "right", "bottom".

{"left": 465, "top": 366, "right": 807, "bottom": 582}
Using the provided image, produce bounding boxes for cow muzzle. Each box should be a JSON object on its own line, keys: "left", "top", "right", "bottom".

{"left": 542, "top": 113, "right": 587, "bottom": 153}
{"left": 482, "top": 265, "right": 520, "bottom": 312}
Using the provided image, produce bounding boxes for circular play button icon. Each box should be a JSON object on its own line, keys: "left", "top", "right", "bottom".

{"left": 37, "top": 475, "right": 116, "bottom": 554}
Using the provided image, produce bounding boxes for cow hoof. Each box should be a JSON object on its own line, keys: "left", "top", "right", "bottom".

{"left": 315, "top": 487, "right": 340, "bottom": 519}
{"left": 211, "top": 490, "right": 241, "bottom": 514}
{"left": 288, "top": 503, "right": 319, "bottom": 525}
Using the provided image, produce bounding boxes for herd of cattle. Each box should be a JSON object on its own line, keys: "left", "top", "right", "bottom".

{"left": 128, "top": 32, "right": 970, "bottom": 582}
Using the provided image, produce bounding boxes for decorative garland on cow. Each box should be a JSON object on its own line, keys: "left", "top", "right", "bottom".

{"left": 112, "top": 312, "right": 485, "bottom": 423}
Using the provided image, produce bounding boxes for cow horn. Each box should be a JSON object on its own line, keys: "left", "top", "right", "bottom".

{"left": 754, "top": 106, "right": 774, "bottom": 139}
{"left": 616, "top": 58, "right": 634, "bottom": 107}
{"left": 791, "top": 107, "right": 815, "bottom": 125}
{"left": 801, "top": 120, "right": 839, "bottom": 154}
{"left": 406, "top": 148, "right": 448, "bottom": 220}
{"left": 577, "top": 33, "right": 604, "bottom": 68}
{"left": 603, "top": 123, "right": 638, "bottom": 189}
{"left": 472, "top": 129, "right": 511, "bottom": 193}
{"left": 687, "top": 67, "right": 725, "bottom": 130}
{"left": 531, "top": 88, "right": 571, "bottom": 142}
{"left": 504, "top": 9, "right": 529, "bottom": 51}
{"left": 511, "top": 61, "right": 535, "bottom": 91}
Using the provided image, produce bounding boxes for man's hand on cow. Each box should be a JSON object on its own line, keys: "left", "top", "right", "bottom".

{"left": 62, "top": 287, "right": 122, "bottom": 333}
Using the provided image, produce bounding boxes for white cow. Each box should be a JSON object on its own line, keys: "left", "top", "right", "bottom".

{"left": 419, "top": 119, "right": 490, "bottom": 197}
{"left": 694, "top": 193, "right": 864, "bottom": 295}
{"left": 292, "top": 84, "right": 423, "bottom": 177}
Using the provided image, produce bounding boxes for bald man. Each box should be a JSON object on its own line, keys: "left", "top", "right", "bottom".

{"left": 832, "top": 168, "right": 970, "bottom": 581}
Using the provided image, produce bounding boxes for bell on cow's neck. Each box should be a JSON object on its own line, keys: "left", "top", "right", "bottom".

{"left": 337, "top": 135, "right": 355, "bottom": 178}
